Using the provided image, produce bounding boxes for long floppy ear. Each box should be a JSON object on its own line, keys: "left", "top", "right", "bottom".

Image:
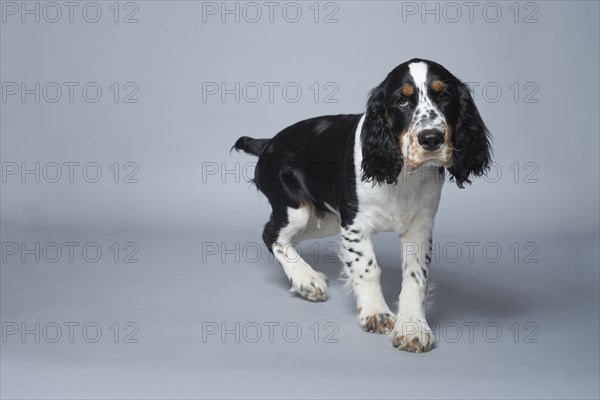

{"left": 448, "top": 82, "right": 492, "bottom": 188}
{"left": 360, "top": 84, "right": 403, "bottom": 185}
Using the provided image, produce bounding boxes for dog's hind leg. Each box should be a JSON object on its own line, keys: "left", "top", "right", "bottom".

{"left": 263, "top": 205, "right": 329, "bottom": 301}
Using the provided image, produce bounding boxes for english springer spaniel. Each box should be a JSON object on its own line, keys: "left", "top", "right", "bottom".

{"left": 233, "top": 58, "right": 491, "bottom": 352}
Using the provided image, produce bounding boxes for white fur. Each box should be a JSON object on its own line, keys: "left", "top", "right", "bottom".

{"left": 409, "top": 62, "right": 428, "bottom": 91}
{"left": 273, "top": 206, "right": 329, "bottom": 301}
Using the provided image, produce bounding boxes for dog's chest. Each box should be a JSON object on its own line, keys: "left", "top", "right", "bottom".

{"left": 355, "top": 174, "right": 441, "bottom": 234}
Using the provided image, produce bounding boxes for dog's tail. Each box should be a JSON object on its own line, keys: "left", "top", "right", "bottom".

{"left": 232, "top": 136, "right": 270, "bottom": 157}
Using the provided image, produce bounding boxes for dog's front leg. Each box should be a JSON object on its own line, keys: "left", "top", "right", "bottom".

{"left": 339, "top": 226, "right": 395, "bottom": 334}
{"left": 392, "top": 217, "right": 435, "bottom": 352}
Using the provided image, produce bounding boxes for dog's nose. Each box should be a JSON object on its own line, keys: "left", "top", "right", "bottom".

{"left": 418, "top": 130, "right": 444, "bottom": 151}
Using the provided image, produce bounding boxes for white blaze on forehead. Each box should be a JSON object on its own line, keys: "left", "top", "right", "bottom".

{"left": 407, "top": 61, "right": 446, "bottom": 130}
{"left": 408, "top": 62, "right": 428, "bottom": 94}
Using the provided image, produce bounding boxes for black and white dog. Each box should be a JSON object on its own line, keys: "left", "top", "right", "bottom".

{"left": 233, "top": 59, "right": 491, "bottom": 352}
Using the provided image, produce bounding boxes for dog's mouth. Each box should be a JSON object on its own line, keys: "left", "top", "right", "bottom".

{"left": 422, "top": 159, "right": 449, "bottom": 168}
{"left": 404, "top": 153, "right": 452, "bottom": 172}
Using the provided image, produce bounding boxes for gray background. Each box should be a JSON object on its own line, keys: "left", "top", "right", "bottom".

{"left": 1, "top": 1, "right": 598, "bottom": 399}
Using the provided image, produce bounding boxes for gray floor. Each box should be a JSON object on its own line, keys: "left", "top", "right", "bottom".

{"left": 1, "top": 228, "right": 598, "bottom": 399}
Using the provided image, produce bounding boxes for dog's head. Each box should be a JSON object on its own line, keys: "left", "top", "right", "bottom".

{"left": 361, "top": 58, "right": 492, "bottom": 187}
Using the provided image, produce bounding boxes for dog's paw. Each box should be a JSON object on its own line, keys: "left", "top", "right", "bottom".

{"left": 289, "top": 270, "right": 328, "bottom": 301}
{"left": 359, "top": 312, "right": 396, "bottom": 334}
{"left": 391, "top": 316, "right": 435, "bottom": 353}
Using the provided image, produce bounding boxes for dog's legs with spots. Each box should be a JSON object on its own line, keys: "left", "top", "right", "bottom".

{"left": 392, "top": 216, "right": 435, "bottom": 352}
{"left": 339, "top": 226, "right": 395, "bottom": 334}
{"left": 263, "top": 205, "right": 329, "bottom": 301}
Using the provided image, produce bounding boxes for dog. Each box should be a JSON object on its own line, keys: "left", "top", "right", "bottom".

{"left": 232, "top": 58, "right": 491, "bottom": 352}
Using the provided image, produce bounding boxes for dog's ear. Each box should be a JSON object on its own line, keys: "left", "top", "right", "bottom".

{"left": 361, "top": 83, "right": 403, "bottom": 185}
{"left": 447, "top": 82, "right": 492, "bottom": 188}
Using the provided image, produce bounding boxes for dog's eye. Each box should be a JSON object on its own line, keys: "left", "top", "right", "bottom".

{"left": 398, "top": 96, "right": 409, "bottom": 107}
{"left": 438, "top": 92, "right": 453, "bottom": 103}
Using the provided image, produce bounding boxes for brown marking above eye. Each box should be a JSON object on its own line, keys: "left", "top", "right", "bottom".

{"left": 401, "top": 83, "right": 414, "bottom": 97}
{"left": 431, "top": 80, "right": 444, "bottom": 93}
